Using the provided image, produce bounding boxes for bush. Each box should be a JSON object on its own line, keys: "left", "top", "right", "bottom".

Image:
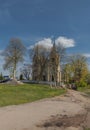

{"left": 76, "top": 80, "right": 87, "bottom": 87}
{"left": 0, "top": 73, "right": 4, "bottom": 80}
{"left": 19, "top": 74, "right": 23, "bottom": 80}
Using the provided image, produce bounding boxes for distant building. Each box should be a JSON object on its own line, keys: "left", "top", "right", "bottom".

{"left": 32, "top": 43, "right": 61, "bottom": 82}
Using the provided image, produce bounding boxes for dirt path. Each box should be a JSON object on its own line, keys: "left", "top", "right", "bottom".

{"left": 0, "top": 90, "right": 89, "bottom": 130}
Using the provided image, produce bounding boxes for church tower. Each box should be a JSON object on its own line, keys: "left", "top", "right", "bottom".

{"left": 32, "top": 46, "right": 41, "bottom": 81}
{"left": 32, "top": 41, "right": 61, "bottom": 83}
{"left": 49, "top": 41, "right": 61, "bottom": 83}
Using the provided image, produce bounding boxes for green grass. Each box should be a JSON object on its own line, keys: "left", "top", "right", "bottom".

{"left": 0, "top": 84, "right": 66, "bottom": 107}
{"left": 78, "top": 86, "right": 90, "bottom": 97}
{"left": 78, "top": 85, "right": 90, "bottom": 92}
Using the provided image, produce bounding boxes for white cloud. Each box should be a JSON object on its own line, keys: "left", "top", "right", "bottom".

{"left": 29, "top": 36, "right": 75, "bottom": 50}
{"left": 83, "top": 53, "right": 90, "bottom": 58}
{"left": 29, "top": 45, "right": 34, "bottom": 49}
{"left": 0, "top": 50, "right": 2, "bottom": 54}
{"left": 35, "top": 38, "right": 52, "bottom": 49}
{"left": 0, "top": 50, "right": 4, "bottom": 59}
{"left": 29, "top": 38, "right": 53, "bottom": 50}
{"left": 55, "top": 36, "right": 75, "bottom": 48}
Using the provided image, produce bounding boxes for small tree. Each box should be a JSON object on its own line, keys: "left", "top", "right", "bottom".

{"left": 0, "top": 73, "right": 3, "bottom": 80}
{"left": 3, "top": 38, "right": 26, "bottom": 79}
{"left": 62, "top": 54, "right": 88, "bottom": 84}
{"left": 69, "top": 54, "right": 88, "bottom": 82}
{"left": 19, "top": 74, "right": 23, "bottom": 80}
{"left": 20, "top": 64, "right": 32, "bottom": 80}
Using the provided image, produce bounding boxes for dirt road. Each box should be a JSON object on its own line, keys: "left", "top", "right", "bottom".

{"left": 0, "top": 90, "right": 89, "bottom": 130}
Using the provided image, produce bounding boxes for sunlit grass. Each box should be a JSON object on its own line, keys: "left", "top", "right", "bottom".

{"left": 78, "top": 86, "right": 90, "bottom": 97}
{"left": 0, "top": 83, "right": 66, "bottom": 107}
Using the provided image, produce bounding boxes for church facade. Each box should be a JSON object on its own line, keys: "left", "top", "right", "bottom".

{"left": 32, "top": 43, "right": 61, "bottom": 83}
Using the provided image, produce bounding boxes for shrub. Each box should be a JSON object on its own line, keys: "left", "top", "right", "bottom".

{"left": 19, "top": 74, "right": 23, "bottom": 80}
{"left": 76, "top": 80, "right": 87, "bottom": 87}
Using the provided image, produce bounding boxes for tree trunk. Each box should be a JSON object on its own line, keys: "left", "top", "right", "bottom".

{"left": 13, "top": 62, "right": 16, "bottom": 79}
{"left": 13, "top": 69, "right": 16, "bottom": 79}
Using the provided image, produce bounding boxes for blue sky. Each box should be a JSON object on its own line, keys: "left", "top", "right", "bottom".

{"left": 0, "top": 0, "right": 90, "bottom": 74}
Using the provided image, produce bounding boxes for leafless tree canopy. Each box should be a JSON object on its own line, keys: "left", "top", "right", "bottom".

{"left": 29, "top": 39, "right": 66, "bottom": 81}
{"left": 55, "top": 43, "right": 66, "bottom": 63}
{"left": 20, "top": 64, "right": 32, "bottom": 80}
{"left": 3, "top": 38, "right": 26, "bottom": 79}
{"left": 31, "top": 45, "right": 50, "bottom": 81}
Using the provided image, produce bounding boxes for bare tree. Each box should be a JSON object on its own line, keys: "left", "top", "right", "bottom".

{"left": 55, "top": 43, "right": 66, "bottom": 63}
{"left": 3, "top": 38, "right": 26, "bottom": 79}
{"left": 30, "top": 39, "right": 66, "bottom": 82}
{"left": 31, "top": 45, "right": 50, "bottom": 81}
{"left": 20, "top": 64, "right": 32, "bottom": 80}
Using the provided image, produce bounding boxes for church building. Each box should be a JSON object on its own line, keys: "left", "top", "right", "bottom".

{"left": 32, "top": 43, "right": 61, "bottom": 83}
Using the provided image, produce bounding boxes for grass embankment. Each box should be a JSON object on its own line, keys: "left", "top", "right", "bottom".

{"left": 78, "top": 86, "right": 90, "bottom": 96}
{"left": 0, "top": 84, "right": 66, "bottom": 107}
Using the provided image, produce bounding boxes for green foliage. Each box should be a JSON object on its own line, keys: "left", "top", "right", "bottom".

{"left": 85, "top": 73, "right": 90, "bottom": 84}
{"left": 62, "top": 54, "right": 89, "bottom": 84}
{"left": 0, "top": 84, "right": 66, "bottom": 107}
{"left": 0, "top": 73, "right": 4, "bottom": 80}
{"left": 78, "top": 84, "right": 90, "bottom": 92}
{"left": 76, "top": 80, "right": 87, "bottom": 88}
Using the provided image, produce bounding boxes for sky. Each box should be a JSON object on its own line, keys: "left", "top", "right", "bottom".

{"left": 0, "top": 0, "right": 90, "bottom": 75}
